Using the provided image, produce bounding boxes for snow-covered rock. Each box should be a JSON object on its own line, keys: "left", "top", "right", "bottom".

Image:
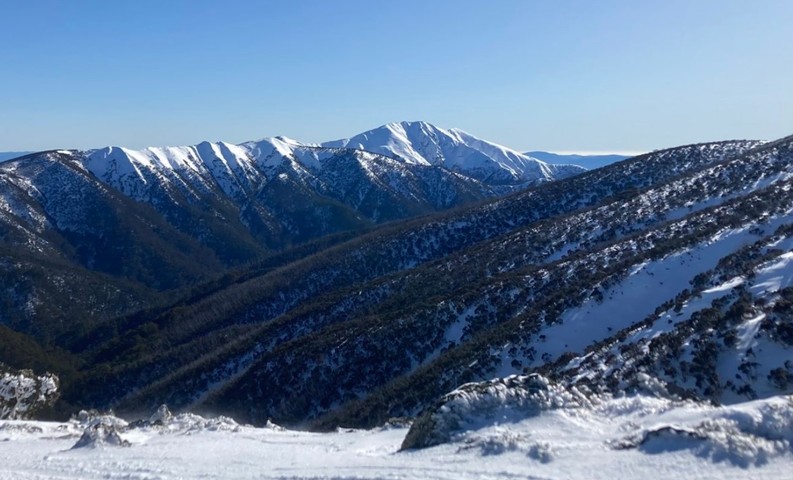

{"left": 158, "top": 412, "right": 244, "bottom": 435}
{"left": 148, "top": 404, "right": 173, "bottom": 425}
{"left": 127, "top": 405, "right": 250, "bottom": 435}
{"left": 71, "top": 423, "right": 131, "bottom": 449}
{"left": 73, "top": 409, "right": 129, "bottom": 429}
{"left": 69, "top": 410, "right": 131, "bottom": 449}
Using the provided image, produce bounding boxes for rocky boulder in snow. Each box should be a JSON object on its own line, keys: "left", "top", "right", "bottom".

{"left": 71, "top": 423, "right": 131, "bottom": 449}
{"left": 149, "top": 404, "right": 173, "bottom": 425}
{"left": 70, "top": 410, "right": 131, "bottom": 448}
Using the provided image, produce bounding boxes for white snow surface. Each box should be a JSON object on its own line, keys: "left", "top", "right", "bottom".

{"left": 488, "top": 207, "right": 793, "bottom": 380}
{"left": 1, "top": 395, "right": 791, "bottom": 479}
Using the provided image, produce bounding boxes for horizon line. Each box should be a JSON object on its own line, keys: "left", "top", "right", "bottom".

{"left": 537, "top": 150, "right": 647, "bottom": 157}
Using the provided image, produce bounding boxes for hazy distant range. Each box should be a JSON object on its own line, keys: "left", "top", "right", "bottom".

{"left": 525, "top": 151, "right": 632, "bottom": 170}
{"left": 0, "top": 152, "right": 31, "bottom": 162}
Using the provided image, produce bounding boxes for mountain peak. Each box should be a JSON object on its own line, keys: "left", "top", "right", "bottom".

{"left": 389, "top": 120, "right": 440, "bottom": 132}
{"left": 271, "top": 135, "right": 302, "bottom": 145}
{"left": 323, "top": 121, "right": 584, "bottom": 184}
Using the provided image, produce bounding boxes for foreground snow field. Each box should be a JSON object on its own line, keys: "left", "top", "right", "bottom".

{"left": 1, "top": 394, "right": 791, "bottom": 480}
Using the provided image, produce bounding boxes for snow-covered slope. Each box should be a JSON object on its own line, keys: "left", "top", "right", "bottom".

{"left": 1, "top": 394, "right": 791, "bottom": 479}
{"left": 75, "top": 137, "right": 778, "bottom": 425}
{"left": 324, "top": 121, "right": 586, "bottom": 185}
{"left": 402, "top": 373, "right": 793, "bottom": 466}
{"left": 538, "top": 229, "right": 793, "bottom": 404}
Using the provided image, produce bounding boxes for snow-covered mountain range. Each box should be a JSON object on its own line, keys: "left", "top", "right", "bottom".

{"left": 77, "top": 121, "right": 584, "bottom": 212}
{"left": 0, "top": 122, "right": 584, "bottom": 265}
{"left": 40, "top": 133, "right": 787, "bottom": 432}
{"left": 324, "top": 121, "right": 584, "bottom": 184}
{"left": 0, "top": 122, "right": 584, "bottom": 323}
{"left": 1, "top": 126, "right": 791, "bottom": 480}
{"left": 81, "top": 133, "right": 497, "bottom": 208}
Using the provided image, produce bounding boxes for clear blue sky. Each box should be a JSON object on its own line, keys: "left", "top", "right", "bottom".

{"left": 1, "top": 0, "right": 791, "bottom": 153}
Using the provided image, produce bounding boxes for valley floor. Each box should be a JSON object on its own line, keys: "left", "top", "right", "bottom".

{"left": 1, "top": 394, "right": 791, "bottom": 480}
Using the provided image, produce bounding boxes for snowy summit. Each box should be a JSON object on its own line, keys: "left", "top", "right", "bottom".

{"left": 324, "top": 121, "right": 584, "bottom": 184}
